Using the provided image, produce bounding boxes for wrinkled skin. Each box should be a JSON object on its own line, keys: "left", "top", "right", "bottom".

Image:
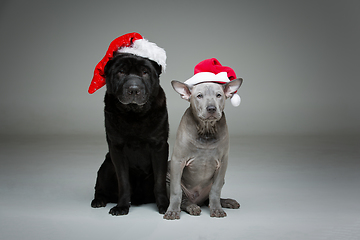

{"left": 91, "top": 54, "right": 169, "bottom": 216}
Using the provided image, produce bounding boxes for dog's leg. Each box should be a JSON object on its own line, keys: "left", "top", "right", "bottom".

{"left": 108, "top": 147, "right": 131, "bottom": 216}
{"left": 208, "top": 155, "right": 228, "bottom": 218}
{"left": 91, "top": 153, "right": 117, "bottom": 208}
{"left": 91, "top": 160, "right": 109, "bottom": 208}
{"left": 151, "top": 142, "right": 170, "bottom": 214}
{"left": 163, "top": 158, "right": 185, "bottom": 220}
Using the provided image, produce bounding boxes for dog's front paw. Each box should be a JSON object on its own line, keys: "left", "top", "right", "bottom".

{"left": 186, "top": 204, "right": 201, "bottom": 216}
{"left": 220, "top": 198, "right": 240, "bottom": 209}
{"left": 109, "top": 205, "right": 129, "bottom": 216}
{"left": 210, "top": 208, "right": 227, "bottom": 218}
{"left": 163, "top": 210, "right": 181, "bottom": 220}
{"left": 91, "top": 198, "right": 107, "bottom": 208}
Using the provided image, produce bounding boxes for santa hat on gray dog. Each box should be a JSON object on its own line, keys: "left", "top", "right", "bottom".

{"left": 184, "top": 58, "right": 241, "bottom": 106}
{"left": 88, "top": 32, "right": 166, "bottom": 94}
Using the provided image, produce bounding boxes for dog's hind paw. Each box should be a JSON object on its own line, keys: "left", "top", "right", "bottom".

{"left": 91, "top": 198, "right": 107, "bottom": 208}
{"left": 210, "top": 208, "right": 227, "bottom": 218}
{"left": 220, "top": 198, "right": 240, "bottom": 209}
{"left": 109, "top": 205, "right": 129, "bottom": 216}
{"left": 163, "top": 210, "right": 180, "bottom": 220}
{"left": 186, "top": 204, "right": 201, "bottom": 216}
{"left": 157, "top": 197, "right": 170, "bottom": 214}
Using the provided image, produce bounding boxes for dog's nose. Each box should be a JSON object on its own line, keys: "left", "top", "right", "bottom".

{"left": 127, "top": 86, "right": 141, "bottom": 95}
{"left": 206, "top": 105, "right": 217, "bottom": 114}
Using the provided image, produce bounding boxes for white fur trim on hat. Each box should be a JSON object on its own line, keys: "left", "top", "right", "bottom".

{"left": 184, "top": 72, "right": 229, "bottom": 86}
{"left": 118, "top": 38, "right": 166, "bottom": 71}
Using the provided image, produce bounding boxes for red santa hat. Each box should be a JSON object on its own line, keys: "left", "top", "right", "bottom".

{"left": 88, "top": 32, "right": 167, "bottom": 94}
{"left": 184, "top": 58, "right": 241, "bottom": 106}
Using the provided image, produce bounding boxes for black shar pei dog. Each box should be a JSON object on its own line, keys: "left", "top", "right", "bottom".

{"left": 88, "top": 33, "right": 169, "bottom": 215}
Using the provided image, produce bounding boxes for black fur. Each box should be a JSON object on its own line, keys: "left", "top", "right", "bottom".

{"left": 91, "top": 53, "right": 169, "bottom": 215}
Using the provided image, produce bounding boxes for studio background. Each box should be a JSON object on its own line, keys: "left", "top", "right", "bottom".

{"left": 1, "top": 0, "right": 359, "bottom": 137}
{"left": 0, "top": 1, "right": 359, "bottom": 240}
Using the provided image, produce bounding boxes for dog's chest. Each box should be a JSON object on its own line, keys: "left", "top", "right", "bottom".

{"left": 183, "top": 154, "right": 221, "bottom": 179}
{"left": 106, "top": 113, "right": 154, "bottom": 137}
{"left": 125, "top": 142, "right": 153, "bottom": 172}
{"left": 119, "top": 116, "right": 150, "bottom": 132}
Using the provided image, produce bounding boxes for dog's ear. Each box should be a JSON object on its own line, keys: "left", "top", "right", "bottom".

{"left": 171, "top": 80, "right": 191, "bottom": 101}
{"left": 224, "top": 78, "right": 243, "bottom": 98}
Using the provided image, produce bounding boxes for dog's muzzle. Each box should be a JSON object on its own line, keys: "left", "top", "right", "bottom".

{"left": 206, "top": 105, "right": 216, "bottom": 114}
{"left": 200, "top": 105, "right": 222, "bottom": 121}
{"left": 118, "top": 77, "right": 148, "bottom": 105}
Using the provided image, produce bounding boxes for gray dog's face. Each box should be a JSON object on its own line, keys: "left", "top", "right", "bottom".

{"left": 171, "top": 79, "right": 243, "bottom": 122}
{"left": 190, "top": 83, "right": 226, "bottom": 121}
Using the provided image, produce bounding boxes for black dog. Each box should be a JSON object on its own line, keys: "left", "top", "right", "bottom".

{"left": 91, "top": 53, "right": 169, "bottom": 215}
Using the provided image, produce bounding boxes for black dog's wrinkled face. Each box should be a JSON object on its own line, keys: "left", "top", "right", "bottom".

{"left": 104, "top": 53, "right": 162, "bottom": 109}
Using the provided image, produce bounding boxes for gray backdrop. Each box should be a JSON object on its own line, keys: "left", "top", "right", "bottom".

{"left": 1, "top": 0, "right": 359, "bottom": 137}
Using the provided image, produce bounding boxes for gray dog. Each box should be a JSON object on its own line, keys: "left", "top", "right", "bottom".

{"left": 164, "top": 78, "right": 242, "bottom": 220}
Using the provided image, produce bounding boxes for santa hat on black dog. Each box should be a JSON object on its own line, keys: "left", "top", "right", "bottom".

{"left": 88, "top": 32, "right": 166, "bottom": 94}
{"left": 184, "top": 58, "right": 242, "bottom": 106}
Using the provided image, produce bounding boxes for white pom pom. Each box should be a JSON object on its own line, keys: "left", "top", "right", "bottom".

{"left": 231, "top": 94, "right": 241, "bottom": 107}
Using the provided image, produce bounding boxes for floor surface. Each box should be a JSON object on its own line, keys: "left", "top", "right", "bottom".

{"left": 0, "top": 135, "right": 359, "bottom": 240}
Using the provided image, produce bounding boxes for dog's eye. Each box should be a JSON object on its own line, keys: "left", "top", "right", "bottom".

{"left": 197, "top": 94, "right": 203, "bottom": 99}
{"left": 216, "top": 93, "right": 222, "bottom": 98}
{"left": 119, "top": 69, "right": 125, "bottom": 74}
{"left": 142, "top": 70, "right": 148, "bottom": 75}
